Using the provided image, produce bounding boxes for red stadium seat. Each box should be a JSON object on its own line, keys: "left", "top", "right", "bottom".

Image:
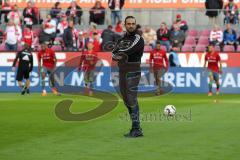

{"left": 214, "top": 46, "right": 221, "bottom": 52}
{"left": 0, "top": 43, "right": 6, "bottom": 51}
{"left": 188, "top": 29, "right": 198, "bottom": 37}
{"left": 223, "top": 45, "right": 235, "bottom": 52}
{"left": 55, "top": 37, "right": 63, "bottom": 42}
{"left": 200, "top": 29, "right": 210, "bottom": 37}
{"left": 144, "top": 45, "right": 152, "bottom": 52}
{"left": 198, "top": 37, "right": 209, "bottom": 45}
{"left": 32, "top": 28, "right": 42, "bottom": 37}
{"left": 195, "top": 45, "right": 206, "bottom": 52}
{"left": 51, "top": 45, "right": 62, "bottom": 51}
{"left": 17, "top": 44, "right": 23, "bottom": 51}
{"left": 237, "top": 45, "right": 240, "bottom": 52}
{"left": 181, "top": 45, "right": 194, "bottom": 52}
{"left": 184, "top": 36, "right": 196, "bottom": 46}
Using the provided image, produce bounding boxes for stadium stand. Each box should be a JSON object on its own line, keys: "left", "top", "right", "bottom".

{"left": 1, "top": 1, "right": 240, "bottom": 52}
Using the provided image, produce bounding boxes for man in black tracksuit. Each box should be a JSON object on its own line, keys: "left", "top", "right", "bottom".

{"left": 112, "top": 16, "right": 144, "bottom": 138}
{"left": 12, "top": 43, "right": 33, "bottom": 95}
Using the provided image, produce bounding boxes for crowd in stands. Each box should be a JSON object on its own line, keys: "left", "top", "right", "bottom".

{"left": 1, "top": 0, "right": 240, "bottom": 52}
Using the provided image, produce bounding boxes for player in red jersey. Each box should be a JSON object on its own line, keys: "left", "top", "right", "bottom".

{"left": 78, "top": 41, "right": 98, "bottom": 96}
{"left": 149, "top": 41, "right": 169, "bottom": 95}
{"left": 38, "top": 42, "right": 59, "bottom": 96}
{"left": 204, "top": 43, "right": 222, "bottom": 96}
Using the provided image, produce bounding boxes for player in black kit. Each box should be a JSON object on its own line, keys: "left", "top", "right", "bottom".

{"left": 12, "top": 43, "right": 33, "bottom": 95}
{"left": 112, "top": 16, "right": 144, "bottom": 138}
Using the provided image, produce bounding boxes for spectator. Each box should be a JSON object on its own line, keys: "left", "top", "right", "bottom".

{"left": 63, "top": 20, "right": 79, "bottom": 51}
{"left": 136, "top": 24, "right": 143, "bottom": 35}
{"left": 66, "top": 1, "right": 83, "bottom": 25}
{"left": 224, "top": 0, "right": 238, "bottom": 24}
{"left": 89, "top": 24, "right": 101, "bottom": 37}
{"left": 223, "top": 23, "right": 238, "bottom": 50}
{"left": 209, "top": 25, "right": 223, "bottom": 46}
{"left": 157, "top": 22, "right": 171, "bottom": 52}
{"left": 205, "top": 0, "right": 223, "bottom": 26}
{"left": 172, "top": 14, "right": 188, "bottom": 32}
{"left": 101, "top": 25, "right": 116, "bottom": 51}
{"left": 169, "top": 46, "right": 181, "bottom": 67}
{"left": 0, "top": 0, "right": 12, "bottom": 24}
{"left": 50, "top": 2, "right": 62, "bottom": 23}
{"left": 32, "top": 2, "right": 41, "bottom": 24}
{"left": 108, "top": 0, "right": 125, "bottom": 25}
{"left": 89, "top": 1, "right": 105, "bottom": 25}
{"left": 115, "top": 20, "right": 123, "bottom": 33}
{"left": 56, "top": 14, "right": 68, "bottom": 37}
{"left": 92, "top": 32, "right": 101, "bottom": 52}
{"left": 4, "top": 20, "right": 22, "bottom": 51}
{"left": 23, "top": 1, "right": 37, "bottom": 28}
{"left": 78, "top": 31, "right": 90, "bottom": 50}
{"left": 142, "top": 26, "right": 157, "bottom": 48}
{"left": 7, "top": 4, "right": 21, "bottom": 26}
{"left": 170, "top": 24, "right": 185, "bottom": 49}
{"left": 22, "top": 27, "right": 34, "bottom": 47}
{"left": 39, "top": 14, "right": 57, "bottom": 45}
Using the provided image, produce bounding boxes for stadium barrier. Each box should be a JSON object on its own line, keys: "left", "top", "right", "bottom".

{"left": 0, "top": 52, "right": 240, "bottom": 93}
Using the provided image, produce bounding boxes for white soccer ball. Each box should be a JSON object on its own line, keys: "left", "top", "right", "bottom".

{"left": 164, "top": 105, "right": 176, "bottom": 116}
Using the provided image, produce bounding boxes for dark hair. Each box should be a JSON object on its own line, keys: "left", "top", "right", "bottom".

{"left": 55, "top": 2, "right": 60, "bottom": 7}
{"left": 208, "top": 42, "right": 215, "bottom": 46}
{"left": 136, "top": 24, "right": 141, "bottom": 29}
{"left": 156, "top": 41, "right": 161, "bottom": 45}
{"left": 107, "top": 25, "right": 113, "bottom": 29}
{"left": 124, "top": 16, "right": 136, "bottom": 24}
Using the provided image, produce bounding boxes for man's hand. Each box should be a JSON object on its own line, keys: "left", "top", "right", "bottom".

{"left": 112, "top": 53, "right": 123, "bottom": 61}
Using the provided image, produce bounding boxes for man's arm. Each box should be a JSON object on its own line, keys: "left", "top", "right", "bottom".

{"left": 164, "top": 52, "right": 169, "bottom": 70}
{"left": 118, "top": 35, "right": 144, "bottom": 55}
{"left": 78, "top": 51, "right": 85, "bottom": 70}
{"left": 219, "top": 60, "right": 223, "bottom": 74}
{"left": 218, "top": 55, "right": 222, "bottom": 74}
{"left": 52, "top": 50, "right": 57, "bottom": 67}
{"left": 205, "top": 0, "right": 209, "bottom": 9}
{"left": 12, "top": 52, "right": 20, "bottom": 71}
{"left": 149, "top": 52, "right": 153, "bottom": 72}
{"left": 169, "top": 54, "right": 175, "bottom": 67}
{"left": 112, "top": 39, "right": 123, "bottom": 61}
{"left": 203, "top": 54, "right": 207, "bottom": 68}
{"left": 37, "top": 52, "right": 42, "bottom": 74}
{"left": 29, "top": 54, "right": 33, "bottom": 72}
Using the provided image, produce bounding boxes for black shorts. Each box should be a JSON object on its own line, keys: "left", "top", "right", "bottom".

{"left": 16, "top": 69, "right": 30, "bottom": 81}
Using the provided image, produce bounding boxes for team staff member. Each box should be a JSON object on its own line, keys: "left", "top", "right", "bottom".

{"left": 38, "top": 42, "right": 59, "bottom": 96}
{"left": 112, "top": 16, "right": 144, "bottom": 138}
{"left": 12, "top": 43, "right": 33, "bottom": 95}
{"left": 204, "top": 43, "right": 222, "bottom": 96}
{"left": 149, "top": 41, "right": 169, "bottom": 95}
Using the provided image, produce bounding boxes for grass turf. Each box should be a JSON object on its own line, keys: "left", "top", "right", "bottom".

{"left": 0, "top": 93, "right": 239, "bottom": 160}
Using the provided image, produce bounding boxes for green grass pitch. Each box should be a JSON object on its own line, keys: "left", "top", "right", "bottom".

{"left": 0, "top": 93, "right": 239, "bottom": 160}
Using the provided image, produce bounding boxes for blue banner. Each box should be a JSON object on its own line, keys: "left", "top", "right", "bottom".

{"left": 0, "top": 67, "right": 240, "bottom": 93}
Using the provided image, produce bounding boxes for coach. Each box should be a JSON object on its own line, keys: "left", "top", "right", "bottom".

{"left": 112, "top": 16, "right": 144, "bottom": 138}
